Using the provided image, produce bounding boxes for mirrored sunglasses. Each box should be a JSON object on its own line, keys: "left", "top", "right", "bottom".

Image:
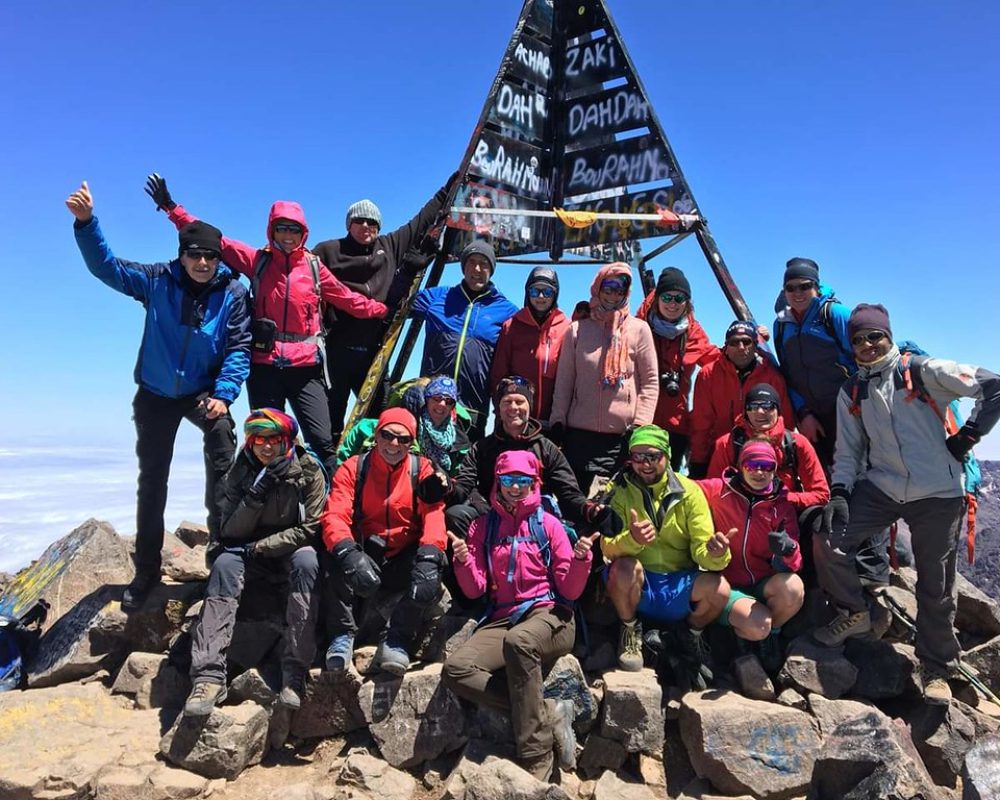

{"left": 743, "top": 460, "right": 777, "bottom": 472}
{"left": 527, "top": 286, "right": 556, "bottom": 299}
{"left": 498, "top": 474, "right": 534, "bottom": 489}
{"left": 659, "top": 292, "right": 688, "bottom": 304}
{"left": 630, "top": 450, "right": 665, "bottom": 465}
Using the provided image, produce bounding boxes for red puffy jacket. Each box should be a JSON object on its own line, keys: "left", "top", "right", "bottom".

{"left": 697, "top": 472, "right": 801, "bottom": 589}
{"left": 169, "top": 202, "right": 386, "bottom": 368}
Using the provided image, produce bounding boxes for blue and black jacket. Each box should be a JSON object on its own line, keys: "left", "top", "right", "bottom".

{"left": 411, "top": 281, "right": 517, "bottom": 417}
{"left": 74, "top": 216, "right": 251, "bottom": 402}
{"left": 772, "top": 283, "right": 856, "bottom": 421}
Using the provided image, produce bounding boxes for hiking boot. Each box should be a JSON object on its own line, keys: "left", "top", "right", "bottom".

{"left": 548, "top": 698, "right": 577, "bottom": 771}
{"left": 921, "top": 664, "right": 953, "bottom": 706}
{"left": 184, "top": 681, "right": 227, "bottom": 717}
{"left": 617, "top": 620, "right": 643, "bottom": 672}
{"left": 812, "top": 609, "right": 871, "bottom": 647}
{"left": 279, "top": 667, "right": 306, "bottom": 710}
{"left": 755, "top": 632, "right": 786, "bottom": 675}
{"left": 325, "top": 633, "right": 355, "bottom": 674}
{"left": 675, "top": 626, "right": 714, "bottom": 691}
{"left": 375, "top": 634, "right": 411, "bottom": 676}
{"left": 867, "top": 591, "right": 892, "bottom": 640}
{"left": 121, "top": 572, "right": 160, "bottom": 612}
{"left": 521, "top": 750, "right": 554, "bottom": 782}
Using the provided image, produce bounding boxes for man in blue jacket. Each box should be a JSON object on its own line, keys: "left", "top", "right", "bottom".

{"left": 411, "top": 241, "right": 517, "bottom": 441}
{"left": 67, "top": 182, "right": 251, "bottom": 610}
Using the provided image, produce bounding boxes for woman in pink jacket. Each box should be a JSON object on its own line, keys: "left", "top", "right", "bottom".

{"left": 549, "top": 263, "right": 659, "bottom": 493}
{"left": 697, "top": 439, "right": 805, "bottom": 671}
{"left": 442, "top": 450, "right": 598, "bottom": 782}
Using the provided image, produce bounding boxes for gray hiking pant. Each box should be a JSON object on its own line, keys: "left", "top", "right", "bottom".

{"left": 190, "top": 546, "right": 320, "bottom": 685}
{"left": 814, "top": 479, "right": 963, "bottom": 671}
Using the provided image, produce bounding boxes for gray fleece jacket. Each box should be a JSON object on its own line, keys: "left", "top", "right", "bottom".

{"left": 832, "top": 346, "right": 1000, "bottom": 503}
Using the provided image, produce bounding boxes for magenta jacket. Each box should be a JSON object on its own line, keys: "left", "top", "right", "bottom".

{"left": 453, "top": 450, "right": 590, "bottom": 621}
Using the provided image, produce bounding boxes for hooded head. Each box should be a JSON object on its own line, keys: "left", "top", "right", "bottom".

{"left": 267, "top": 201, "right": 309, "bottom": 253}
{"left": 590, "top": 263, "right": 632, "bottom": 315}
{"left": 524, "top": 266, "right": 559, "bottom": 317}
{"left": 492, "top": 449, "right": 542, "bottom": 516}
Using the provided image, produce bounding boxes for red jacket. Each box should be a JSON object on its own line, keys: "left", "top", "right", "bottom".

{"left": 707, "top": 416, "right": 830, "bottom": 511}
{"left": 688, "top": 353, "right": 796, "bottom": 465}
{"left": 635, "top": 291, "right": 718, "bottom": 434}
{"left": 697, "top": 472, "right": 801, "bottom": 589}
{"left": 321, "top": 451, "right": 446, "bottom": 556}
{"left": 489, "top": 308, "right": 570, "bottom": 421}
{"left": 169, "top": 203, "right": 386, "bottom": 368}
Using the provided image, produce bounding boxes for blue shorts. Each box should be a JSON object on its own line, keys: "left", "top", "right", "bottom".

{"left": 604, "top": 565, "right": 699, "bottom": 624}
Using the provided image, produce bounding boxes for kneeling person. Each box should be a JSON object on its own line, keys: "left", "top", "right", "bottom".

{"left": 603, "top": 425, "right": 731, "bottom": 673}
{"left": 323, "top": 408, "right": 448, "bottom": 675}
{"left": 186, "top": 409, "right": 326, "bottom": 716}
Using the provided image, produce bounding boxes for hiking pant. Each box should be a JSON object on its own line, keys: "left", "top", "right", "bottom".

{"left": 323, "top": 544, "right": 443, "bottom": 652}
{"left": 189, "top": 545, "right": 320, "bottom": 685}
{"left": 445, "top": 500, "right": 488, "bottom": 539}
{"left": 247, "top": 364, "right": 335, "bottom": 476}
{"left": 326, "top": 342, "right": 385, "bottom": 445}
{"left": 133, "top": 388, "right": 236, "bottom": 579}
{"left": 563, "top": 428, "right": 623, "bottom": 496}
{"left": 442, "top": 605, "right": 575, "bottom": 760}
{"left": 814, "top": 480, "right": 963, "bottom": 671}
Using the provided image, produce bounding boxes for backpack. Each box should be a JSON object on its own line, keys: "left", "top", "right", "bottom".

{"left": 731, "top": 427, "right": 800, "bottom": 491}
{"left": 352, "top": 450, "right": 421, "bottom": 541}
{"left": 774, "top": 296, "right": 853, "bottom": 368}
{"left": 0, "top": 598, "right": 50, "bottom": 692}
{"left": 845, "top": 342, "right": 982, "bottom": 562}
{"left": 251, "top": 249, "right": 327, "bottom": 345}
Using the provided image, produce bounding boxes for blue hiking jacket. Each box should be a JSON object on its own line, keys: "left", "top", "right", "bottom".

{"left": 75, "top": 216, "right": 251, "bottom": 402}
{"left": 411, "top": 281, "right": 517, "bottom": 416}
{"left": 772, "top": 283, "right": 856, "bottom": 419}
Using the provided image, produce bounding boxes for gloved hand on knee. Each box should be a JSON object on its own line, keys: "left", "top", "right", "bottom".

{"left": 821, "top": 486, "right": 851, "bottom": 534}
{"left": 331, "top": 540, "right": 381, "bottom": 598}
{"left": 409, "top": 545, "right": 446, "bottom": 605}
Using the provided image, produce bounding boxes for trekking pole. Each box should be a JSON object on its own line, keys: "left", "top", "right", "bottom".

{"left": 882, "top": 591, "right": 1000, "bottom": 705}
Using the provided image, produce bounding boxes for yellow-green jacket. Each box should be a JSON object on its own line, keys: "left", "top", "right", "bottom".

{"left": 602, "top": 469, "right": 730, "bottom": 574}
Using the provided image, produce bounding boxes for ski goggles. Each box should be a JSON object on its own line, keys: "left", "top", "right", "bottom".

{"left": 527, "top": 286, "right": 556, "bottom": 299}
{"left": 783, "top": 281, "right": 815, "bottom": 293}
{"left": 273, "top": 223, "right": 304, "bottom": 235}
{"left": 742, "top": 460, "right": 777, "bottom": 473}
{"left": 851, "top": 331, "right": 888, "bottom": 347}
{"left": 659, "top": 292, "right": 688, "bottom": 304}
{"left": 630, "top": 450, "right": 666, "bottom": 465}
{"left": 498, "top": 474, "right": 534, "bottom": 489}
{"left": 378, "top": 429, "right": 413, "bottom": 445}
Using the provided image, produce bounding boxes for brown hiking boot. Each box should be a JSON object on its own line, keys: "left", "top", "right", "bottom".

{"left": 521, "top": 750, "right": 554, "bottom": 782}
{"left": 617, "top": 620, "right": 643, "bottom": 672}
{"left": 921, "top": 664, "right": 952, "bottom": 706}
{"left": 813, "top": 609, "right": 871, "bottom": 647}
{"left": 184, "top": 681, "right": 227, "bottom": 717}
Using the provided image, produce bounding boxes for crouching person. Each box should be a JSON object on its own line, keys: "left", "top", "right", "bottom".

{"left": 443, "top": 451, "right": 597, "bottom": 782}
{"left": 185, "top": 409, "right": 326, "bottom": 716}
{"left": 603, "top": 425, "right": 731, "bottom": 679}
{"left": 322, "top": 408, "right": 448, "bottom": 676}
{"left": 698, "top": 439, "right": 804, "bottom": 672}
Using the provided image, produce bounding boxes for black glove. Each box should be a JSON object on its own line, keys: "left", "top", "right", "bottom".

{"left": 768, "top": 521, "right": 797, "bottom": 557}
{"left": 248, "top": 456, "right": 291, "bottom": 502}
{"left": 821, "top": 485, "right": 851, "bottom": 534}
{"left": 144, "top": 173, "right": 176, "bottom": 212}
{"left": 409, "top": 545, "right": 446, "bottom": 605}
{"left": 331, "top": 540, "right": 381, "bottom": 598}
{"left": 687, "top": 462, "right": 708, "bottom": 480}
{"left": 416, "top": 472, "right": 449, "bottom": 504}
{"left": 584, "top": 501, "right": 623, "bottom": 538}
{"left": 945, "top": 424, "right": 980, "bottom": 463}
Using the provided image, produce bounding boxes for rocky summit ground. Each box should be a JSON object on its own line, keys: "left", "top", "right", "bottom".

{"left": 1, "top": 510, "right": 1000, "bottom": 799}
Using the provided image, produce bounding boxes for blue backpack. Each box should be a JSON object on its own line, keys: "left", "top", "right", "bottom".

{"left": 0, "top": 599, "right": 49, "bottom": 692}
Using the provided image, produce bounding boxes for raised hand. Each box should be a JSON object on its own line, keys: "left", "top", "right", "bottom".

{"left": 144, "top": 173, "right": 176, "bottom": 212}
{"left": 629, "top": 509, "right": 657, "bottom": 546}
{"left": 65, "top": 181, "right": 93, "bottom": 222}
{"left": 447, "top": 531, "right": 470, "bottom": 564}
{"left": 706, "top": 527, "right": 735, "bottom": 558}
{"left": 573, "top": 532, "right": 600, "bottom": 561}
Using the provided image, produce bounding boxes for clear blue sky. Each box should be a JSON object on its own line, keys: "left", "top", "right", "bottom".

{"left": 2, "top": 0, "right": 999, "bottom": 461}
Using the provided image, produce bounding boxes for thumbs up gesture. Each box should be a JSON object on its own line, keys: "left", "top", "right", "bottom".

{"left": 573, "top": 532, "right": 600, "bottom": 561}
{"left": 706, "top": 527, "right": 736, "bottom": 558}
{"left": 447, "top": 530, "right": 470, "bottom": 564}
{"left": 629, "top": 509, "right": 657, "bottom": 546}
{"left": 65, "top": 181, "right": 93, "bottom": 222}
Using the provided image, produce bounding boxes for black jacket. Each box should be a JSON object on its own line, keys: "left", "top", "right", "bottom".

{"left": 311, "top": 184, "right": 449, "bottom": 349}
{"left": 448, "top": 418, "right": 588, "bottom": 524}
{"left": 219, "top": 446, "right": 327, "bottom": 558}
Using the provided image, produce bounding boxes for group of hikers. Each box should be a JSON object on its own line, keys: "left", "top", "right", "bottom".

{"left": 66, "top": 175, "right": 1000, "bottom": 783}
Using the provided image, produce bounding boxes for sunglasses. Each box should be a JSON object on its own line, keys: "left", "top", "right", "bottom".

{"left": 185, "top": 249, "right": 221, "bottom": 261}
{"left": 726, "top": 337, "right": 755, "bottom": 349}
{"left": 527, "top": 286, "right": 556, "bottom": 299}
{"left": 659, "top": 292, "right": 688, "bottom": 304}
{"left": 630, "top": 450, "right": 665, "bottom": 464}
{"left": 746, "top": 400, "right": 778, "bottom": 412}
{"left": 851, "top": 331, "right": 888, "bottom": 347}
{"left": 784, "top": 281, "right": 815, "bottom": 293}
{"left": 249, "top": 433, "right": 285, "bottom": 446}
{"left": 600, "top": 279, "right": 627, "bottom": 293}
{"left": 273, "top": 224, "right": 303, "bottom": 235}
{"left": 498, "top": 474, "right": 534, "bottom": 489}
{"left": 378, "top": 429, "right": 413, "bottom": 445}
{"left": 427, "top": 395, "right": 456, "bottom": 407}
{"left": 351, "top": 217, "right": 379, "bottom": 228}
{"left": 743, "top": 460, "right": 777, "bottom": 473}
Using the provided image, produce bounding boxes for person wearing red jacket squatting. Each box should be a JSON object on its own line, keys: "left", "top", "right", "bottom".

{"left": 490, "top": 267, "right": 570, "bottom": 425}
{"left": 687, "top": 321, "right": 796, "bottom": 478}
{"left": 635, "top": 267, "right": 718, "bottom": 471}
{"left": 321, "top": 408, "right": 449, "bottom": 676}
{"left": 707, "top": 383, "right": 830, "bottom": 576}
{"left": 443, "top": 450, "right": 596, "bottom": 782}
{"left": 145, "top": 174, "right": 387, "bottom": 475}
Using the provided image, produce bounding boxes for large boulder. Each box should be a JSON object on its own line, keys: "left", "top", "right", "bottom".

{"left": 90, "top": 763, "right": 209, "bottom": 800}
{"left": 358, "top": 663, "right": 468, "bottom": 768}
{"left": 338, "top": 752, "right": 418, "bottom": 800}
{"left": 543, "top": 654, "right": 599, "bottom": 733}
{"left": 111, "top": 651, "right": 190, "bottom": 710}
{"left": 175, "top": 521, "right": 210, "bottom": 549}
{"left": 290, "top": 667, "right": 368, "bottom": 739}
{"left": 442, "top": 738, "right": 516, "bottom": 800}
{"left": 843, "top": 639, "right": 919, "bottom": 699}
{"left": 160, "top": 532, "right": 209, "bottom": 583}
{"left": 963, "top": 635, "right": 1000, "bottom": 692}
{"left": 599, "top": 668, "right": 664, "bottom": 754}
{"left": 777, "top": 636, "right": 857, "bottom": 699}
{"left": 906, "top": 701, "right": 977, "bottom": 788}
{"left": 462, "top": 759, "right": 569, "bottom": 800}
{"left": 679, "top": 690, "right": 819, "bottom": 800}
{"left": 954, "top": 572, "right": 1000, "bottom": 638}
{"left": 962, "top": 734, "right": 1000, "bottom": 800}
{"left": 591, "top": 770, "right": 658, "bottom": 800}
{"left": 159, "top": 701, "right": 269, "bottom": 780}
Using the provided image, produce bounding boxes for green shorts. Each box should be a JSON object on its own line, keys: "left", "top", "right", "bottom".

{"left": 719, "top": 577, "right": 771, "bottom": 627}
